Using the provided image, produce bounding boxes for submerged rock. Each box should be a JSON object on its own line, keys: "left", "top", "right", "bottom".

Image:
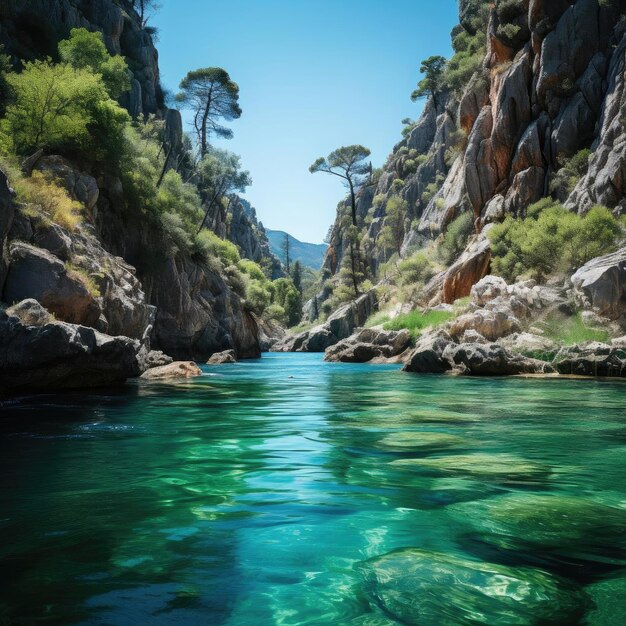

{"left": 207, "top": 349, "right": 237, "bottom": 364}
{"left": 379, "top": 431, "right": 467, "bottom": 451}
{"left": 357, "top": 548, "right": 588, "bottom": 625}
{"left": 140, "top": 361, "right": 202, "bottom": 380}
{"left": 392, "top": 453, "right": 550, "bottom": 483}
{"left": 456, "top": 493, "right": 626, "bottom": 561}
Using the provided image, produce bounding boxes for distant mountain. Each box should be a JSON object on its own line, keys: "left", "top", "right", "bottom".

{"left": 266, "top": 230, "right": 328, "bottom": 270}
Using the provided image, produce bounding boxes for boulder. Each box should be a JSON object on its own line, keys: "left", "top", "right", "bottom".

{"left": 327, "top": 291, "right": 378, "bottom": 340}
{"left": 35, "top": 155, "right": 99, "bottom": 211}
{"left": 357, "top": 548, "right": 588, "bottom": 626}
{"left": 571, "top": 248, "right": 626, "bottom": 321}
{"left": 0, "top": 310, "right": 140, "bottom": 395}
{"left": 470, "top": 275, "right": 509, "bottom": 306}
{"left": 3, "top": 242, "right": 101, "bottom": 326}
{"left": 403, "top": 330, "right": 455, "bottom": 374}
{"left": 324, "top": 328, "right": 411, "bottom": 363}
{"left": 137, "top": 348, "right": 173, "bottom": 373}
{"left": 441, "top": 234, "right": 491, "bottom": 304}
{"left": 553, "top": 342, "right": 626, "bottom": 377}
{"left": 207, "top": 349, "right": 237, "bottom": 364}
{"left": 443, "top": 342, "right": 555, "bottom": 375}
{"left": 140, "top": 361, "right": 202, "bottom": 380}
{"left": 449, "top": 308, "right": 522, "bottom": 341}
{"left": 5, "top": 299, "right": 52, "bottom": 327}
{"left": 499, "top": 332, "right": 559, "bottom": 357}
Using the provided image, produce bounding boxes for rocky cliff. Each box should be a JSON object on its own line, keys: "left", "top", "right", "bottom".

{"left": 321, "top": 0, "right": 626, "bottom": 305}
{"left": 0, "top": 0, "right": 268, "bottom": 393}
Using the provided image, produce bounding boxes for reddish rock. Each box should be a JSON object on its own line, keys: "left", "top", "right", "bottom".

{"left": 442, "top": 235, "right": 492, "bottom": 304}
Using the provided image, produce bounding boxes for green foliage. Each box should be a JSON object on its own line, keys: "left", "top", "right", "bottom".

{"left": 411, "top": 55, "right": 447, "bottom": 108}
{"left": 5, "top": 60, "right": 109, "bottom": 155}
{"left": 13, "top": 170, "right": 82, "bottom": 231}
{"left": 496, "top": 0, "right": 525, "bottom": 23}
{"left": 238, "top": 258, "right": 266, "bottom": 281}
{"left": 65, "top": 262, "right": 101, "bottom": 298}
{"left": 364, "top": 311, "right": 392, "bottom": 328}
{"left": 397, "top": 252, "right": 436, "bottom": 286}
{"left": 540, "top": 312, "right": 610, "bottom": 346}
{"left": 421, "top": 174, "right": 445, "bottom": 205}
{"left": 378, "top": 196, "right": 407, "bottom": 259}
{"left": 489, "top": 203, "right": 623, "bottom": 281}
{"left": 0, "top": 44, "right": 11, "bottom": 115}
{"left": 196, "top": 229, "right": 241, "bottom": 266}
{"left": 439, "top": 211, "right": 474, "bottom": 264}
{"left": 59, "top": 28, "right": 130, "bottom": 98}
{"left": 550, "top": 149, "right": 591, "bottom": 201}
{"left": 383, "top": 309, "right": 453, "bottom": 340}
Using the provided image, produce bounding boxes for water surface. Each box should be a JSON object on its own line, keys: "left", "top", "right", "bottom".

{"left": 1, "top": 353, "right": 625, "bottom": 625}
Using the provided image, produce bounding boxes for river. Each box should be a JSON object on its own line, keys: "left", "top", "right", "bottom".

{"left": 1, "top": 353, "right": 625, "bottom": 625}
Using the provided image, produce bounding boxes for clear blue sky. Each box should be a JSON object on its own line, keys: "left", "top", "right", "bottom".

{"left": 153, "top": 1, "right": 458, "bottom": 243}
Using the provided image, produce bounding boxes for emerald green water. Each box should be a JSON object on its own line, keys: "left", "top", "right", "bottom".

{"left": 1, "top": 353, "right": 626, "bottom": 625}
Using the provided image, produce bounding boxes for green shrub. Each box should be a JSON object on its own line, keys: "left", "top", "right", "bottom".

{"left": 439, "top": 211, "right": 474, "bottom": 264}
{"left": 196, "top": 230, "right": 241, "bottom": 266}
{"left": 541, "top": 312, "right": 609, "bottom": 346}
{"left": 398, "top": 252, "right": 436, "bottom": 286}
{"left": 489, "top": 203, "right": 623, "bottom": 281}
{"left": 238, "top": 259, "right": 266, "bottom": 281}
{"left": 550, "top": 149, "right": 591, "bottom": 200}
{"left": 365, "top": 311, "right": 391, "bottom": 328}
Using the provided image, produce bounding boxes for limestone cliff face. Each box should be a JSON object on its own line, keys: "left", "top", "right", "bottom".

{"left": 322, "top": 0, "right": 626, "bottom": 302}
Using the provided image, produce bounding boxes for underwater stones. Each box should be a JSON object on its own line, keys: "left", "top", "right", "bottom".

{"left": 584, "top": 575, "right": 626, "bottom": 626}
{"left": 379, "top": 431, "right": 467, "bottom": 451}
{"left": 392, "top": 453, "right": 550, "bottom": 483}
{"left": 358, "top": 548, "right": 588, "bottom": 626}
{"left": 457, "top": 493, "right": 626, "bottom": 558}
{"left": 140, "top": 361, "right": 202, "bottom": 380}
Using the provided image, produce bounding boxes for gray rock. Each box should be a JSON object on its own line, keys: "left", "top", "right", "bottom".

{"left": 553, "top": 343, "right": 626, "bottom": 377}
{"left": 571, "top": 248, "right": 626, "bottom": 320}
{"left": 4, "top": 242, "right": 101, "bottom": 327}
{"left": 403, "top": 330, "right": 455, "bottom": 374}
{"left": 0, "top": 169, "right": 15, "bottom": 295}
{"left": 444, "top": 342, "right": 555, "bottom": 375}
{"left": 35, "top": 155, "right": 99, "bottom": 211}
{"left": 5, "top": 299, "right": 52, "bottom": 327}
{"left": 0, "top": 310, "right": 140, "bottom": 395}
{"left": 207, "top": 349, "right": 237, "bottom": 364}
{"left": 499, "top": 332, "right": 559, "bottom": 357}
{"left": 33, "top": 221, "right": 72, "bottom": 261}
{"left": 324, "top": 328, "right": 411, "bottom": 363}
{"left": 449, "top": 308, "right": 522, "bottom": 341}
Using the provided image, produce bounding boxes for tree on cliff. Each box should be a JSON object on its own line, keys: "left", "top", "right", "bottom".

{"left": 176, "top": 68, "right": 241, "bottom": 157}
{"left": 130, "top": 0, "right": 161, "bottom": 27}
{"left": 282, "top": 233, "right": 291, "bottom": 273}
{"left": 196, "top": 147, "right": 251, "bottom": 233}
{"left": 411, "top": 55, "right": 446, "bottom": 110}
{"left": 378, "top": 196, "right": 407, "bottom": 260}
{"left": 309, "top": 145, "right": 371, "bottom": 228}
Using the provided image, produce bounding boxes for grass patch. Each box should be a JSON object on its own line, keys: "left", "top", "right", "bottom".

{"left": 65, "top": 263, "right": 101, "bottom": 298}
{"left": 383, "top": 309, "right": 453, "bottom": 340}
{"left": 540, "top": 312, "right": 609, "bottom": 346}
{"left": 13, "top": 171, "right": 82, "bottom": 231}
{"left": 289, "top": 321, "right": 316, "bottom": 335}
{"left": 365, "top": 311, "right": 392, "bottom": 328}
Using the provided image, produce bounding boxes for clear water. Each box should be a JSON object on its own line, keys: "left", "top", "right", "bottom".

{"left": 1, "top": 353, "right": 625, "bottom": 625}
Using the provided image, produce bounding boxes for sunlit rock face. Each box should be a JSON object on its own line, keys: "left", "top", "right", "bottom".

{"left": 321, "top": 0, "right": 626, "bottom": 306}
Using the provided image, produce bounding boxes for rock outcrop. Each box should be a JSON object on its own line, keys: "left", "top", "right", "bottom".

{"left": 140, "top": 361, "right": 202, "bottom": 380}
{"left": 273, "top": 291, "right": 378, "bottom": 353}
{"left": 207, "top": 349, "right": 237, "bottom": 364}
{"left": 554, "top": 342, "right": 626, "bottom": 377}
{"left": 571, "top": 248, "right": 626, "bottom": 322}
{"left": 324, "top": 328, "right": 411, "bottom": 363}
{"left": 0, "top": 308, "right": 141, "bottom": 395}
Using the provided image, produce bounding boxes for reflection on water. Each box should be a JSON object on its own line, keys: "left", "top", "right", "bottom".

{"left": 0, "top": 353, "right": 625, "bottom": 625}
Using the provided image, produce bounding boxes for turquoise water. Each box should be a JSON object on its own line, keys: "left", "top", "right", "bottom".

{"left": 1, "top": 353, "right": 626, "bottom": 625}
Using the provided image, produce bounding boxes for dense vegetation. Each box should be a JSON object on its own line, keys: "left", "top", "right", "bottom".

{"left": 0, "top": 28, "right": 304, "bottom": 328}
